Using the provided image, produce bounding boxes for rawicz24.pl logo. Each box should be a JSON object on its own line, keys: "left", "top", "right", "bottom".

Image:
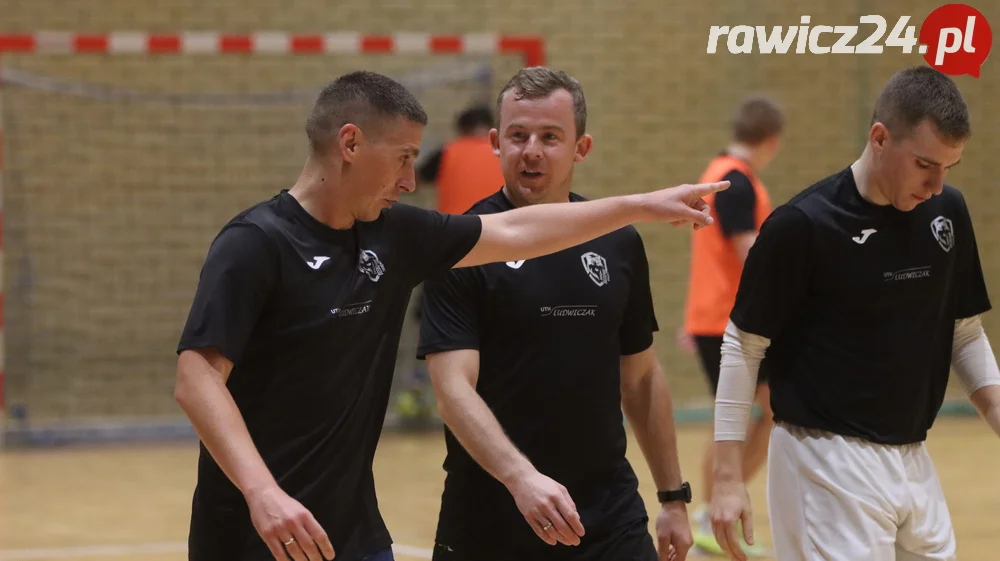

{"left": 706, "top": 3, "right": 993, "bottom": 77}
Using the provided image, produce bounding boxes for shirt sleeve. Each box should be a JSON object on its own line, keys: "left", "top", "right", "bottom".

{"left": 729, "top": 204, "right": 813, "bottom": 340}
{"left": 176, "top": 222, "right": 277, "bottom": 365}
{"left": 389, "top": 203, "right": 483, "bottom": 284}
{"left": 619, "top": 231, "right": 660, "bottom": 355}
{"left": 714, "top": 170, "right": 757, "bottom": 238}
{"left": 416, "top": 267, "right": 483, "bottom": 359}
{"left": 952, "top": 193, "right": 992, "bottom": 320}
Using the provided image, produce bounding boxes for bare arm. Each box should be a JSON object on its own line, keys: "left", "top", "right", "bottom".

{"left": 175, "top": 348, "right": 335, "bottom": 559}
{"left": 952, "top": 315, "right": 1000, "bottom": 438}
{"left": 621, "top": 347, "right": 696, "bottom": 559}
{"left": 426, "top": 348, "right": 585, "bottom": 546}
{"left": 620, "top": 347, "right": 683, "bottom": 490}
{"left": 174, "top": 348, "right": 277, "bottom": 496}
{"left": 426, "top": 349, "right": 534, "bottom": 484}
{"left": 971, "top": 386, "right": 1000, "bottom": 437}
{"left": 454, "top": 182, "right": 729, "bottom": 268}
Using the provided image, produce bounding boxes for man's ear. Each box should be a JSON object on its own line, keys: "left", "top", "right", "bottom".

{"left": 574, "top": 134, "right": 594, "bottom": 163}
{"left": 489, "top": 128, "right": 501, "bottom": 156}
{"left": 339, "top": 124, "right": 362, "bottom": 162}
{"left": 869, "top": 122, "right": 889, "bottom": 154}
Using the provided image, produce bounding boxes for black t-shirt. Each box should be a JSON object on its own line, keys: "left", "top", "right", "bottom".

{"left": 714, "top": 169, "right": 757, "bottom": 237}
{"left": 176, "top": 190, "right": 482, "bottom": 560}
{"left": 417, "top": 190, "right": 658, "bottom": 549}
{"left": 731, "top": 167, "right": 992, "bottom": 445}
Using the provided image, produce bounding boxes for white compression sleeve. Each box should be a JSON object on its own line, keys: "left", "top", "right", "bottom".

{"left": 952, "top": 315, "right": 1000, "bottom": 396}
{"left": 714, "top": 320, "right": 771, "bottom": 441}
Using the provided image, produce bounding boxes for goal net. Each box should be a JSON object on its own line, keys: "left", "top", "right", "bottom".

{"left": 0, "top": 33, "right": 536, "bottom": 446}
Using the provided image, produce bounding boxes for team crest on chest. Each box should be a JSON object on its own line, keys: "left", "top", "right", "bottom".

{"left": 358, "top": 249, "right": 386, "bottom": 282}
{"left": 581, "top": 251, "right": 610, "bottom": 287}
{"left": 930, "top": 216, "right": 954, "bottom": 253}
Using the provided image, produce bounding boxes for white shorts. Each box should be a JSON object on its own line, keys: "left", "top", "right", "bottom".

{"left": 766, "top": 422, "right": 956, "bottom": 561}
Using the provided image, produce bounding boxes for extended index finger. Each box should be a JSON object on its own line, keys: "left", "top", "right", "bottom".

{"left": 689, "top": 180, "right": 730, "bottom": 197}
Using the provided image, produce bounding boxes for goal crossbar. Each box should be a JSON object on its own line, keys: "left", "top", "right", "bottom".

{"left": 0, "top": 32, "right": 545, "bottom": 64}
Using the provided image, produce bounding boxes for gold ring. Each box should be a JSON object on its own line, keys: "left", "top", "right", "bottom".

{"left": 541, "top": 521, "right": 553, "bottom": 531}
{"left": 283, "top": 537, "right": 296, "bottom": 546}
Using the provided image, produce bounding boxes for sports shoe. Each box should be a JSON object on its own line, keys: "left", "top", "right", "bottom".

{"left": 690, "top": 504, "right": 771, "bottom": 558}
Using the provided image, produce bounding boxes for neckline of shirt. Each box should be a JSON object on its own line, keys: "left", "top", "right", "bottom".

{"left": 278, "top": 189, "right": 360, "bottom": 244}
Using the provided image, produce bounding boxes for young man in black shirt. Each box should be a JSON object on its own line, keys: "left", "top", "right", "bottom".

{"left": 709, "top": 66, "right": 1000, "bottom": 561}
{"left": 174, "top": 70, "right": 729, "bottom": 561}
{"left": 417, "top": 67, "right": 694, "bottom": 561}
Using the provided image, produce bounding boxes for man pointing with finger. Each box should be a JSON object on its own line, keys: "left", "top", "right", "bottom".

{"left": 175, "top": 69, "right": 725, "bottom": 561}
{"left": 418, "top": 67, "right": 695, "bottom": 561}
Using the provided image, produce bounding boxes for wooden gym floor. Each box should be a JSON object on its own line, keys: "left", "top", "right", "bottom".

{"left": 1, "top": 417, "right": 997, "bottom": 560}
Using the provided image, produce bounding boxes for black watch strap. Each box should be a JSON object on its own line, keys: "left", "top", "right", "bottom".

{"left": 657, "top": 481, "right": 692, "bottom": 504}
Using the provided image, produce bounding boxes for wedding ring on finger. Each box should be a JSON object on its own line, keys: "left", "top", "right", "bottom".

{"left": 283, "top": 537, "right": 296, "bottom": 546}
{"left": 541, "top": 521, "right": 553, "bottom": 531}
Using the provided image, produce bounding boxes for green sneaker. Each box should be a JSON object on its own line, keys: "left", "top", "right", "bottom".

{"left": 691, "top": 506, "right": 770, "bottom": 558}
{"left": 691, "top": 505, "right": 725, "bottom": 556}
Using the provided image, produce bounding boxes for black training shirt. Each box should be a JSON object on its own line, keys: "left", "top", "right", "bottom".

{"left": 177, "top": 190, "right": 482, "bottom": 560}
{"left": 731, "top": 167, "right": 991, "bottom": 445}
{"left": 417, "top": 190, "right": 658, "bottom": 549}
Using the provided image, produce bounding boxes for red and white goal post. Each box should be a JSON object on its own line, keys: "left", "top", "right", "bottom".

{"left": 0, "top": 32, "right": 544, "bottom": 447}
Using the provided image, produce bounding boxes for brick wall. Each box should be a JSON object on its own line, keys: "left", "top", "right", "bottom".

{"left": 2, "top": 0, "right": 996, "bottom": 421}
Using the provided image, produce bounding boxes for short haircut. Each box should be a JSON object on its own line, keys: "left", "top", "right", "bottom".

{"left": 731, "top": 95, "right": 785, "bottom": 145}
{"left": 871, "top": 66, "right": 970, "bottom": 143}
{"left": 495, "top": 66, "right": 588, "bottom": 138}
{"left": 456, "top": 105, "right": 495, "bottom": 134}
{"left": 305, "top": 70, "right": 428, "bottom": 155}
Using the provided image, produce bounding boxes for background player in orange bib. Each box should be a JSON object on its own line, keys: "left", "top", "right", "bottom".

{"left": 679, "top": 95, "right": 784, "bottom": 557}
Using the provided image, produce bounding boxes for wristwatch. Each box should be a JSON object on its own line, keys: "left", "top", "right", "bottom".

{"left": 657, "top": 481, "right": 692, "bottom": 504}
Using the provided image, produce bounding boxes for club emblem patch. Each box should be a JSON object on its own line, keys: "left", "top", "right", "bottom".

{"left": 358, "top": 249, "right": 386, "bottom": 282}
{"left": 930, "top": 216, "right": 954, "bottom": 253}
{"left": 581, "top": 251, "right": 610, "bottom": 287}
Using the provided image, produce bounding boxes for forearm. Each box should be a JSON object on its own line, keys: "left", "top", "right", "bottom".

{"left": 467, "top": 196, "right": 646, "bottom": 266}
{"left": 952, "top": 316, "right": 1000, "bottom": 437}
{"left": 713, "top": 320, "right": 769, "bottom": 481}
{"left": 175, "top": 355, "right": 276, "bottom": 496}
{"left": 622, "top": 366, "right": 683, "bottom": 490}
{"left": 437, "top": 381, "right": 535, "bottom": 486}
{"left": 970, "top": 386, "right": 1000, "bottom": 438}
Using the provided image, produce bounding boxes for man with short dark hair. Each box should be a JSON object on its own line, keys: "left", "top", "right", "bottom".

{"left": 709, "top": 66, "right": 1000, "bottom": 561}
{"left": 679, "top": 95, "right": 784, "bottom": 558}
{"left": 174, "top": 69, "right": 729, "bottom": 561}
{"left": 418, "top": 66, "right": 694, "bottom": 561}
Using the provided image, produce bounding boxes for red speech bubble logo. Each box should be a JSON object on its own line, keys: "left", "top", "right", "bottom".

{"left": 919, "top": 4, "right": 992, "bottom": 77}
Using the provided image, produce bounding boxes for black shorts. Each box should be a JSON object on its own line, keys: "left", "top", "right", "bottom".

{"left": 693, "top": 335, "right": 768, "bottom": 394}
{"left": 430, "top": 517, "right": 656, "bottom": 561}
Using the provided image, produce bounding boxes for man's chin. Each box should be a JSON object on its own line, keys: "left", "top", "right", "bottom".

{"left": 357, "top": 207, "right": 387, "bottom": 222}
{"left": 507, "top": 183, "right": 553, "bottom": 204}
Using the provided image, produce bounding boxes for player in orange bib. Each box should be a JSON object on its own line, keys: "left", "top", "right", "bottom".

{"left": 679, "top": 95, "right": 785, "bottom": 557}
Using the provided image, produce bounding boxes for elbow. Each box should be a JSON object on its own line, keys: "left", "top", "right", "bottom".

{"left": 434, "top": 388, "right": 462, "bottom": 426}
{"left": 173, "top": 352, "right": 202, "bottom": 412}
{"left": 970, "top": 384, "right": 1000, "bottom": 415}
{"left": 430, "top": 379, "right": 472, "bottom": 429}
{"left": 174, "top": 362, "right": 193, "bottom": 411}
{"left": 434, "top": 394, "right": 451, "bottom": 423}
